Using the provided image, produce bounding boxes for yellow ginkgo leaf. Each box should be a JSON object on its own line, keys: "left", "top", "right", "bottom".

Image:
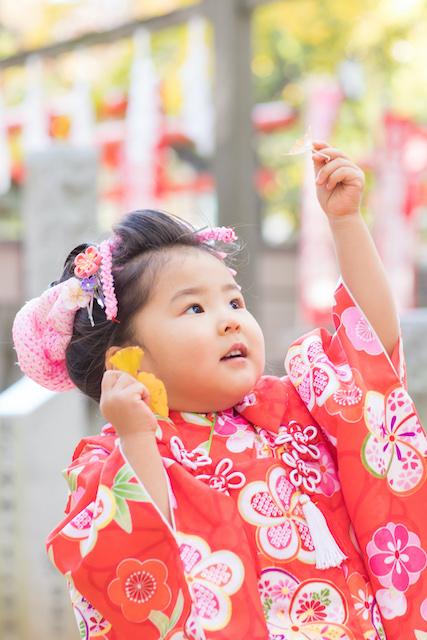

{"left": 415, "top": 632, "right": 427, "bottom": 640}
{"left": 109, "top": 346, "right": 144, "bottom": 377}
{"left": 137, "top": 372, "right": 169, "bottom": 418}
{"left": 283, "top": 126, "right": 330, "bottom": 160}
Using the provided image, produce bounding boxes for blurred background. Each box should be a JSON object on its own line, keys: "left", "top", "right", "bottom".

{"left": 1, "top": 0, "right": 427, "bottom": 638}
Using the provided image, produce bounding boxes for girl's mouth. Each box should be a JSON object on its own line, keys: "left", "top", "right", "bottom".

{"left": 221, "top": 344, "right": 248, "bottom": 360}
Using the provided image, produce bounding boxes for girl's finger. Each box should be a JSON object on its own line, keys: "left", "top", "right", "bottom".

{"left": 312, "top": 147, "right": 350, "bottom": 167}
{"left": 312, "top": 140, "right": 329, "bottom": 150}
{"left": 101, "top": 370, "right": 138, "bottom": 393}
{"left": 315, "top": 157, "right": 351, "bottom": 185}
{"left": 324, "top": 166, "right": 362, "bottom": 191}
{"left": 101, "top": 369, "right": 126, "bottom": 392}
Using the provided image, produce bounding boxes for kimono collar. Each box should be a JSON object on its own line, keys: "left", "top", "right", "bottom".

{"left": 234, "top": 375, "right": 290, "bottom": 434}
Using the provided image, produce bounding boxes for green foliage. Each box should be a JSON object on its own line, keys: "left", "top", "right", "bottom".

{"left": 262, "top": 596, "right": 273, "bottom": 620}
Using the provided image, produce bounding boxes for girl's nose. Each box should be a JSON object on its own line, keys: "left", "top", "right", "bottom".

{"left": 219, "top": 316, "right": 241, "bottom": 334}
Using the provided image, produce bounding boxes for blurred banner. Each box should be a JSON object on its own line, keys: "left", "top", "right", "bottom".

{"left": 371, "top": 113, "right": 427, "bottom": 310}
{"left": 298, "top": 78, "right": 343, "bottom": 326}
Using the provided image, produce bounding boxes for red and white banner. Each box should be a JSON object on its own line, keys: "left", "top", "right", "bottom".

{"left": 298, "top": 78, "right": 343, "bottom": 326}
{"left": 370, "top": 113, "right": 427, "bottom": 310}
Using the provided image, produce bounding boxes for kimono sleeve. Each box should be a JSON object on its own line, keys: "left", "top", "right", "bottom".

{"left": 285, "top": 279, "right": 427, "bottom": 636}
{"left": 46, "top": 431, "right": 194, "bottom": 640}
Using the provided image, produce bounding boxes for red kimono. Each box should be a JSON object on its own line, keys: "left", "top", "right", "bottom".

{"left": 47, "top": 282, "right": 427, "bottom": 639}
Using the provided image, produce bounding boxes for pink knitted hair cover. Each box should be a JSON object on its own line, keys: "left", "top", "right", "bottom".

{"left": 12, "top": 283, "right": 77, "bottom": 392}
{"left": 12, "top": 229, "right": 235, "bottom": 392}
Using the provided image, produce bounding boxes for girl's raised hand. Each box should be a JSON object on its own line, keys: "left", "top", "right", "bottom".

{"left": 312, "top": 141, "right": 365, "bottom": 220}
{"left": 100, "top": 370, "right": 158, "bottom": 437}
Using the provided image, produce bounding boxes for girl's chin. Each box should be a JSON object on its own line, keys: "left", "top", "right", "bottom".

{"left": 170, "top": 385, "right": 260, "bottom": 414}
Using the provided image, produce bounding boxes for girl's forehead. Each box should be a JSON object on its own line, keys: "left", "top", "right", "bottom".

{"left": 154, "top": 247, "right": 236, "bottom": 291}
{"left": 166, "top": 247, "right": 231, "bottom": 276}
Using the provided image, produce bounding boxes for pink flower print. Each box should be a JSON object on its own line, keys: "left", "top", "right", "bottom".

{"left": 270, "top": 577, "right": 298, "bottom": 605}
{"left": 314, "top": 443, "right": 341, "bottom": 498}
{"left": 71, "top": 587, "right": 112, "bottom": 638}
{"left": 259, "top": 569, "right": 299, "bottom": 624}
{"left": 376, "top": 588, "right": 407, "bottom": 620}
{"left": 226, "top": 428, "right": 254, "bottom": 453}
{"left": 178, "top": 533, "right": 244, "bottom": 632}
{"left": 214, "top": 410, "right": 250, "bottom": 437}
{"left": 341, "top": 306, "right": 383, "bottom": 355}
{"left": 259, "top": 577, "right": 273, "bottom": 601}
{"left": 367, "top": 522, "right": 427, "bottom": 592}
{"left": 214, "top": 417, "right": 239, "bottom": 437}
{"left": 285, "top": 335, "right": 352, "bottom": 412}
{"left": 238, "top": 465, "right": 315, "bottom": 563}
{"left": 87, "top": 611, "right": 111, "bottom": 635}
{"left": 421, "top": 597, "right": 427, "bottom": 621}
{"left": 362, "top": 388, "right": 427, "bottom": 495}
{"left": 263, "top": 576, "right": 354, "bottom": 639}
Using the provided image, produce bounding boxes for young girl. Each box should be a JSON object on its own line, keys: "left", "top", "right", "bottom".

{"left": 13, "top": 142, "right": 427, "bottom": 640}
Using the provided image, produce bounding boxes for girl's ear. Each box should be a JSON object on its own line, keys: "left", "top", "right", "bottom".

{"left": 105, "top": 346, "right": 122, "bottom": 371}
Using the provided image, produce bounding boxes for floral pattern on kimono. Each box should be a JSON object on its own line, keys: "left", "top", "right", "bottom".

{"left": 46, "top": 280, "right": 427, "bottom": 639}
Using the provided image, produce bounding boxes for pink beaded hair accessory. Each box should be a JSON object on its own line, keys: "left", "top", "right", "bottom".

{"left": 197, "top": 226, "right": 237, "bottom": 244}
{"left": 197, "top": 226, "right": 239, "bottom": 278}
{"left": 12, "top": 240, "right": 119, "bottom": 391}
{"left": 99, "top": 240, "right": 118, "bottom": 321}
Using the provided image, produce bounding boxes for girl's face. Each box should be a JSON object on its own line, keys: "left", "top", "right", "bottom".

{"left": 131, "top": 248, "right": 265, "bottom": 413}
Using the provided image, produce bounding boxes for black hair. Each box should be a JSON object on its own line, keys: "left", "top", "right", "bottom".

{"left": 54, "top": 209, "right": 233, "bottom": 402}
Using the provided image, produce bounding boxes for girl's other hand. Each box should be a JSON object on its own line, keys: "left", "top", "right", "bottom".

{"left": 312, "top": 141, "right": 365, "bottom": 221}
{"left": 100, "top": 370, "right": 158, "bottom": 437}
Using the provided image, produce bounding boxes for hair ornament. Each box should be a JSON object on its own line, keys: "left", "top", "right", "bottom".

{"left": 12, "top": 240, "right": 120, "bottom": 391}
{"left": 69, "top": 244, "right": 110, "bottom": 327}
{"left": 61, "top": 277, "right": 92, "bottom": 310}
{"left": 99, "top": 240, "right": 118, "bottom": 322}
{"left": 197, "top": 226, "right": 237, "bottom": 245}
{"left": 74, "top": 246, "right": 102, "bottom": 278}
{"left": 12, "top": 283, "right": 77, "bottom": 391}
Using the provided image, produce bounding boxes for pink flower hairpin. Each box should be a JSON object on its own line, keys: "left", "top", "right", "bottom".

{"left": 68, "top": 242, "right": 119, "bottom": 326}
{"left": 100, "top": 240, "right": 118, "bottom": 321}
{"left": 197, "top": 226, "right": 237, "bottom": 244}
{"left": 197, "top": 226, "right": 241, "bottom": 285}
{"left": 74, "top": 246, "right": 102, "bottom": 278}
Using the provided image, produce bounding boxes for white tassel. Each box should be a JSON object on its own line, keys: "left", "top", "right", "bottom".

{"left": 299, "top": 495, "right": 347, "bottom": 570}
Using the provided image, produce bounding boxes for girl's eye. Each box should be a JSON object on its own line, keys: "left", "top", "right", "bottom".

{"left": 230, "top": 298, "right": 243, "bottom": 310}
{"left": 185, "top": 304, "right": 204, "bottom": 314}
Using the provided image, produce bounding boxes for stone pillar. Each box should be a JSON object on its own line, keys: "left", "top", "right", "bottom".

{"left": 210, "top": 0, "right": 260, "bottom": 313}
{"left": 400, "top": 310, "right": 427, "bottom": 425}
{"left": 22, "top": 146, "right": 99, "bottom": 299}
{"left": 0, "top": 378, "right": 89, "bottom": 640}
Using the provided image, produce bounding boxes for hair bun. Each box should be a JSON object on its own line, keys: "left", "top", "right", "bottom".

{"left": 12, "top": 283, "right": 76, "bottom": 391}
